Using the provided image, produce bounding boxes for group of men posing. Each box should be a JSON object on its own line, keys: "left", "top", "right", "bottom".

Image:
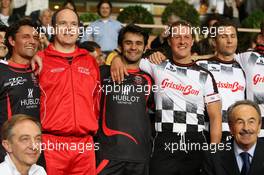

{"left": 0, "top": 5, "right": 264, "bottom": 175}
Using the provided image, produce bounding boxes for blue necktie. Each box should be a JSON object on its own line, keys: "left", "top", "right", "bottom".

{"left": 240, "top": 152, "right": 251, "bottom": 175}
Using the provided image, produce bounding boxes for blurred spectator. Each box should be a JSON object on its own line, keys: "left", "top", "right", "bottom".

{"left": 81, "top": 0, "right": 122, "bottom": 56}
{"left": 199, "top": 0, "right": 209, "bottom": 15}
{"left": 62, "top": 0, "right": 77, "bottom": 12}
{"left": 79, "top": 41, "right": 105, "bottom": 66}
{"left": 196, "top": 14, "right": 221, "bottom": 55}
{"left": 150, "top": 14, "right": 180, "bottom": 50}
{"left": 248, "top": 33, "right": 264, "bottom": 51}
{"left": 260, "top": 20, "right": 264, "bottom": 44}
{"left": 208, "top": 0, "right": 240, "bottom": 25}
{"left": 254, "top": 21, "right": 264, "bottom": 55}
{"left": 0, "top": 114, "right": 46, "bottom": 175}
{"left": 244, "top": 0, "right": 264, "bottom": 17}
{"left": 25, "top": 0, "right": 48, "bottom": 16}
{"left": 39, "top": 9, "right": 52, "bottom": 28}
{"left": 38, "top": 8, "right": 53, "bottom": 48}
{"left": 39, "top": 33, "right": 50, "bottom": 51}
{"left": 9, "top": 0, "right": 26, "bottom": 25}
{"left": 0, "top": 0, "right": 12, "bottom": 26}
{"left": 0, "top": 25, "right": 7, "bottom": 59}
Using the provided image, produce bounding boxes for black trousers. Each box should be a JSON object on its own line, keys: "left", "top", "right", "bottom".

{"left": 150, "top": 132, "right": 206, "bottom": 175}
{"left": 98, "top": 159, "right": 149, "bottom": 175}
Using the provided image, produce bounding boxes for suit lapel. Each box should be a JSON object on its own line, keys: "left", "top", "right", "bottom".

{"left": 220, "top": 143, "right": 240, "bottom": 175}
{"left": 249, "top": 140, "right": 264, "bottom": 175}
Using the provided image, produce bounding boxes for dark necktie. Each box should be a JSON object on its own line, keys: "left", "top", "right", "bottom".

{"left": 240, "top": 152, "right": 251, "bottom": 175}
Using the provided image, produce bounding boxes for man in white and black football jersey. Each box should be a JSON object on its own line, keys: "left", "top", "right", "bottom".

{"left": 197, "top": 20, "right": 246, "bottom": 142}
{"left": 235, "top": 21, "right": 264, "bottom": 139}
{"left": 110, "top": 21, "right": 222, "bottom": 175}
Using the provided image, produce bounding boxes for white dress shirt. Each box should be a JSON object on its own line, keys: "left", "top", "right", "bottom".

{"left": 0, "top": 154, "right": 46, "bottom": 175}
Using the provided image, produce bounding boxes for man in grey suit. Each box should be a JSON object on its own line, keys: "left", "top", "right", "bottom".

{"left": 201, "top": 100, "right": 264, "bottom": 175}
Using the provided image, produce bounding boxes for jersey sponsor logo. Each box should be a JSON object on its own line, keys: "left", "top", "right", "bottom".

{"left": 256, "top": 59, "right": 264, "bottom": 66}
{"left": 20, "top": 88, "right": 40, "bottom": 108}
{"left": 4, "top": 77, "right": 27, "bottom": 87}
{"left": 216, "top": 81, "right": 244, "bottom": 92}
{"left": 112, "top": 85, "right": 141, "bottom": 104}
{"left": 166, "top": 64, "right": 177, "bottom": 72}
{"left": 50, "top": 68, "right": 65, "bottom": 73}
{"left": 28, "top": 88, "right": 33, "bottom": 98}
{"left": 78, "top": 67, "right": 90, "bottom": 75}
{"left": 134, "top": 76, "right": 143, "bottom": 85}
{"left": 112, "top": 95, "right": 140, "bottom": 104}
{"left": 121, "top": 85, "right": 131, "bottom": 96}
{"left": 161, "top": 78, "right": 200, "bottom": 96}
{"left": 253, "top": 74, "right": 264, "bottom": 85}
{"left": 208, "top": 65, "right": 220, "bottom": 72}
{"left": 20, "top": 98, "right": 40, "bottom": 108}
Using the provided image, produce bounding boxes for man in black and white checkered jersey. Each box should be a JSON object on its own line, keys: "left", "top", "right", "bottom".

{"left": 235, "top": 35, "right": 264, "bottom": 139}
{"left": 111, "top": 20, "right": 222, "bottom": 175}
{"left": 197, "top": 20, "right": 246, "bottom": 142}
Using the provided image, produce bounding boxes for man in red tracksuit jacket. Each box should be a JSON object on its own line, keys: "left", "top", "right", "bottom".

{"left": 37, "top": 8, "right": 100, "bottom": 175}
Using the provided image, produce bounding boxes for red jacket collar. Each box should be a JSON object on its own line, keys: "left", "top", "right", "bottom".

{"left": 41, "top": 44, "right": 88, "bottom": 59}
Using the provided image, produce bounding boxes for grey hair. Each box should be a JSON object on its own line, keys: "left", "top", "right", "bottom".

{"left": 227, "top": 100, "right": 261, "bottom": 123}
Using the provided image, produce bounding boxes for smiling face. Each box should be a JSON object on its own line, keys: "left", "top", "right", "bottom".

{"left": 229, "top": 104, "right": 261, "bottom": 151}
{"left": 9, "top": 25, "right": 39, "bottom": 61}
{"left": 2, "top": 120, "right": 42, "bottom": 169}
{"left": 168, "top": 25, "right": 194, "bottom": 61}
{"left": 121, "top": 32, "right": 145, "bottom": 65}
{"left": 1, "top": 0, "right": 11, "bottom": 9}
{"left": 54, "top": 9, "right": 79, "bottom": 48}
{"left": 40, "top": 10, "right": 52, "bottom": 27}
{"left": 99, "top": 2, "right": 111, "bottom": 19}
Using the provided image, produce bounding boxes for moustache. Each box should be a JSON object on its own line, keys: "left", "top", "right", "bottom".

{"left": 239, "top": 129, "right": 254, "bottom": 135}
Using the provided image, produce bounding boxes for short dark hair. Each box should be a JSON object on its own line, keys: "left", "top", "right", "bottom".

{"left": 168, "top": 20, "right": 195, "bottom": 38}
{"left": 62, "top": 0, "right": 77, "bottom": 12}
{"left": 212, "top": 19, "right": 238, "bottom": 38}
{"left": 97, "top": 0, "right": 112, "bottom": 16}
{"left": 79, "top": 41, "right": 101, "bottom": 52}
{"left": 51, "top": 8, "right": 80, "bottom": 28}
{"left": 0, "top": 25, "right": 7, "bottom": 33}
{"left": 5, "top": 18, "right": 38, "bottom": 55}
{"left": 1, "top": 114, "right": 41, "bottom": 141}
{"left": 205, "top": 14, "right": 222, "bottom": 28}
{"left": 227, "top": 100, "right": 261, "bottom": 124}
{"left": 118, "top": 24, "right": 149, "bottom": 48}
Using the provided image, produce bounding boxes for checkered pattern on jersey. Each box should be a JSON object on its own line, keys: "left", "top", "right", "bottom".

{"left": 235, "top": 52, "right": 264, "bottom": 136}
{"left": 154, "top": 63, "right": 212, "bottom": 133}
{"left": 198, "top": 59, "right": 242, "bottom": 74}
{"left": 155, "top": 97, "right": 205, "bottom": 132}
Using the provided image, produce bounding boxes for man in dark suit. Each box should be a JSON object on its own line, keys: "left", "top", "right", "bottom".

{"left": 201, "top": 100, "right": 264, "bottom": 175}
